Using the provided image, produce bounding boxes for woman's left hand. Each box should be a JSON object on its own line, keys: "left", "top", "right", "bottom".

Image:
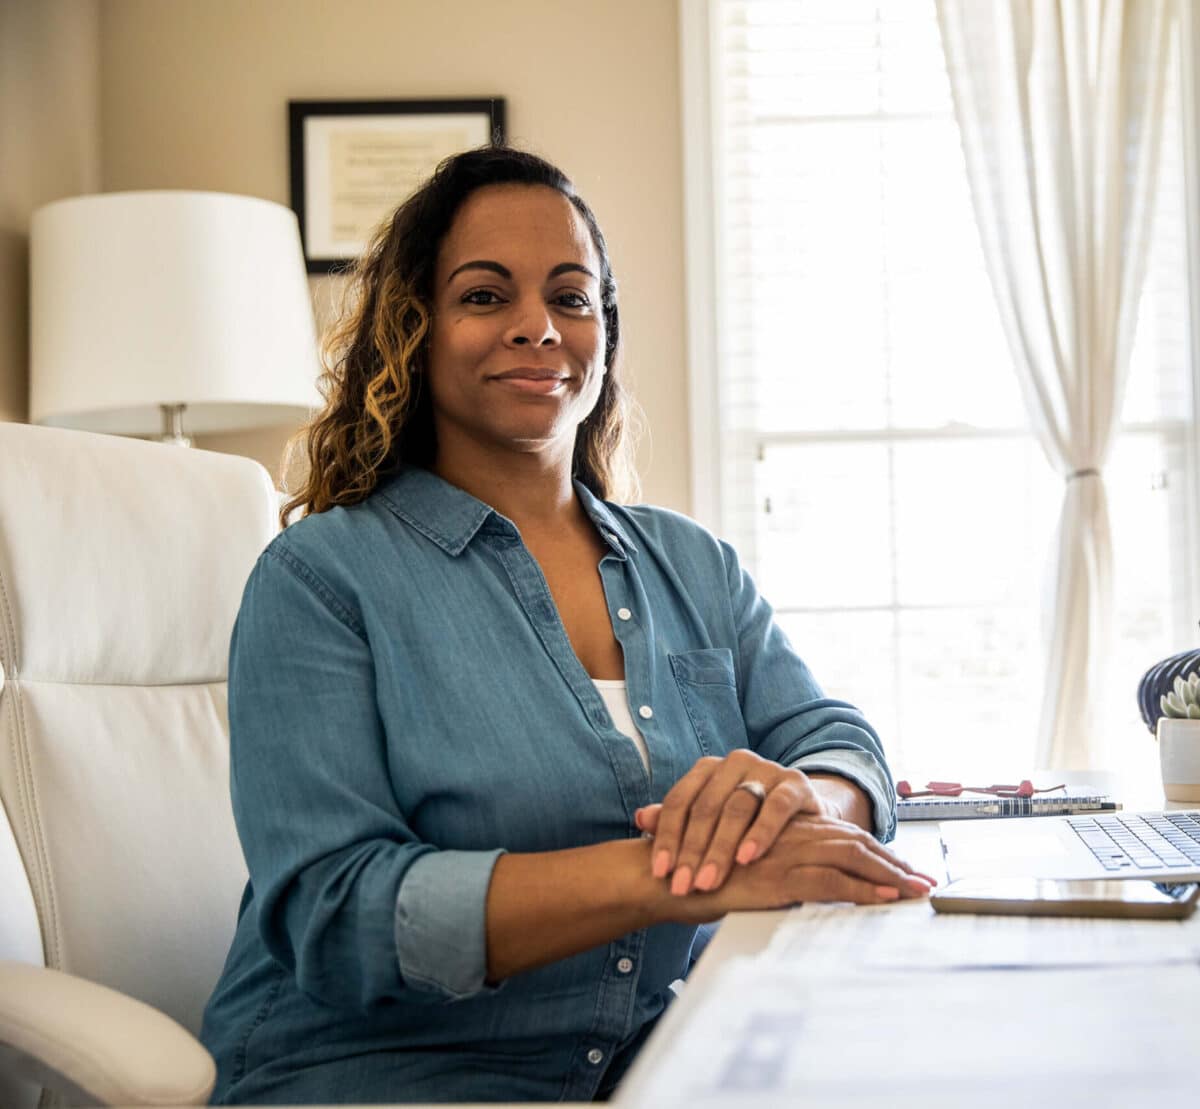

{"left": 634, "top": 750, "right": 840, "bottom": 896}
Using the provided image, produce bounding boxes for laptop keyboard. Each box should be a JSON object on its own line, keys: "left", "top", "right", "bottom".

{"left": 1067, "top": 811, "right": 1200, "bottom": 871}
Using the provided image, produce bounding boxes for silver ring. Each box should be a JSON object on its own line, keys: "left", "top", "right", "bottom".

{"left": 736, "top": 779, "right": 768, "bottom": 803}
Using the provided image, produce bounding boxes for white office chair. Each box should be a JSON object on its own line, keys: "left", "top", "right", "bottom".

{"left": 0, "top": 422, "right": 278, "bottom": 1106}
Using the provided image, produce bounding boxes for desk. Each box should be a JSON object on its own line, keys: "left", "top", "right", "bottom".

{"left": 617, "top": 776, "right": 1200, "bottom": 1107}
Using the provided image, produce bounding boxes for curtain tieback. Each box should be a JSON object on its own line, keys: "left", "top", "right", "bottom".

{"left": 1066, "top": 468, "right": 1100, "bottom": 481}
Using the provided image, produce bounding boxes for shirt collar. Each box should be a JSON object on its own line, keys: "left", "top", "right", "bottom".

{"left": 375, "top": 467, "right": 494, "bottom": 556}
{"left": 573, "top": 481, "right": 637, "bottom": 559}
{"left": 374, "top": 466, "right": 636, "bottom": 559}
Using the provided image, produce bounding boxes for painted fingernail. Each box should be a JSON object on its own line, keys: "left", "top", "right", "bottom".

{"left": 671, "top": 866, "right": 693, "bottom": 896}
{"left": 653, "top": 850, "right": 671, "bottom": 879}
{"left": 735, "top": 840, "right": 758, "bottom": 865}
{"left": 876, "top": 886, "right": 901, "bottom": 900}
{"left": 694, "top": 862, "right": 718, "bottom": 891}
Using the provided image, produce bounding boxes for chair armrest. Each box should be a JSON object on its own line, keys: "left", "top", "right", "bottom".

{"left": 0, "top": 960, "right": 215, "bottom": 1107}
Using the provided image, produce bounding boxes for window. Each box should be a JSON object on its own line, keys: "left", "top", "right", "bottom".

{"left": 688, "top": 0, "right": 1196, "bottom": 779}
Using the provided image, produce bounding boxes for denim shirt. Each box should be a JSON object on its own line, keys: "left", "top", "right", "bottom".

{"left": 201, "top": 466, "right": 896, "bottom": 1105}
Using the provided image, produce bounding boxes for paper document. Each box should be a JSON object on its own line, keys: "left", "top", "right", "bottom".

{"left": 623, "top": 958, "right": 1200, "bottom": 1108}
{"left": 760, "top": 899, "right": 1200, "bottom": 969}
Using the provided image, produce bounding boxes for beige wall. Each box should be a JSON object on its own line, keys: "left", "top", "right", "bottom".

{"left": 97, "top": 0, "right": 690, "bottom": 511}
{"left": 0, "top": 0, "right": 102, "bottom": 424}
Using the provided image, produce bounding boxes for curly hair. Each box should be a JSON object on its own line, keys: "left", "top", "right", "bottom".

{"left": 280, "top": 146, "right": 640, "bottom": 528}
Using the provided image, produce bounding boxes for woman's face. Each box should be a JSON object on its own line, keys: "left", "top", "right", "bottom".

{"left": 427, "top": 184, "right": 607, "bottom": 467}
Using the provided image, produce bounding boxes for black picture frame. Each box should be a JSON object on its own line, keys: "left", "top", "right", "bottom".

{"left": 288, "top": 98, "right": 506, "bottom": 274}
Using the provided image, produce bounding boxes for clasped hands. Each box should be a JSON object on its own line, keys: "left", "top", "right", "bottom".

{"left": 634, "top": 751, "right": 935, "bottom": 915}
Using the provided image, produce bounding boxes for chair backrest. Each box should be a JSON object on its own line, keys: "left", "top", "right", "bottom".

{"left": 0, "top": 423, "right": 277, "bottom": 1100}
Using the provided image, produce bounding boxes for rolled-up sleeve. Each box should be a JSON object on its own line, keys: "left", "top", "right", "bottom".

{"left": 394, "top": 850, "right": 506, "bottom": 997}
{"left": 791, "top": 749, "right": 895, "bottom": 841}
{"left": 228, "top": 545, "right": 502, "bottom": 1009}
{"left": 719, "top": 540, "right": 898, "bottom": 843}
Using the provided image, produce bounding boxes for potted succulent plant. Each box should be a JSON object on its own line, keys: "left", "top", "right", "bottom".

{"left": 1136, "top": 646, "right": 1200, "bottom": 729}
{"left": 1159, "top": 672, "right": 1200, "bottom": 720}
{"left": 1137, "top": 653, "right": 1200, "bottom": 802}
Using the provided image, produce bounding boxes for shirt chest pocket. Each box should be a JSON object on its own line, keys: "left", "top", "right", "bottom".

{"left": 668, "top": 648, "right": 748, "bottom": 756}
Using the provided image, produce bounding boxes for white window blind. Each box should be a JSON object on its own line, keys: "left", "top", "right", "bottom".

{"left": 705, "top": 0, "right": 1196, "bottom": 779}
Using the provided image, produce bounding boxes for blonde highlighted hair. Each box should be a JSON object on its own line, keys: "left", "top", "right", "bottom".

{"left": 281, "top": 147, "right": 640, "bottom": 528}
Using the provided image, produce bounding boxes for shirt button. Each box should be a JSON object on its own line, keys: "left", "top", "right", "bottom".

{"left": 587, "top": 1048, "right": 604, "bottom": 1066}
{"left": 617, "top": 957, "right": 634, "bottom": 974}
{"left": 617, "top": 607, "right": 632, "bottom": 621}
{"left": 638, "top": 705, "right": 653, "bottom": 720}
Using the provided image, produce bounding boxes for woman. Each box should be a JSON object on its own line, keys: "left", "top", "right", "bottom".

{"left": 201, "top": 146, "right": 933, "bottom": 1105}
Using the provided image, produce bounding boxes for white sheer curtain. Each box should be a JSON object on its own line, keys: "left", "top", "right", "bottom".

{"left": 935, "top": 0, "right": 1177, "bottom": 768}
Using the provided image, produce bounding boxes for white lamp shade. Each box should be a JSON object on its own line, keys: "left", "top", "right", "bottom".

{"left": 30, "top": 191, "right": 322, "bottom": 435}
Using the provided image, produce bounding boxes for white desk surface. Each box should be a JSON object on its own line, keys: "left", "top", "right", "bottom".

{"left": 615, "top": 771, "right": 1198, "bottom": 1105}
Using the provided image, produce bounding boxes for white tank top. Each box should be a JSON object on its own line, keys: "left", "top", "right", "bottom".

{"left": 591, "top": 679, "right": 650, "bottom": 771}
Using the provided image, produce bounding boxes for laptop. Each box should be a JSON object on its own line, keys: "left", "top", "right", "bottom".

{"left": 939, "top": 809, "right": 1200, "bottom": 883}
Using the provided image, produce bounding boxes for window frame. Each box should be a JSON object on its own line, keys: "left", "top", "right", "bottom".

{"left": 1182, "top": 0, "right": 1200, "bottom": 627}
{"left": 680, "top": 0, "right": 723, "bottom": 535}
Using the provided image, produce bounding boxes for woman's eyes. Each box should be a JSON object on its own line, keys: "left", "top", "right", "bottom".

{"left": 459, "top": 288, "right": 591, "bottom": 310}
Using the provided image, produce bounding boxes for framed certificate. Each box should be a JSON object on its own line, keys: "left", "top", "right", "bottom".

{"left": 288, "top": 98, "right": 506, "bottom": 273}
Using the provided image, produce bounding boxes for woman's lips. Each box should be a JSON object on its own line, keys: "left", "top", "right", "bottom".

{"left": 489, "top": 374, "right": 567, "bottom": 395}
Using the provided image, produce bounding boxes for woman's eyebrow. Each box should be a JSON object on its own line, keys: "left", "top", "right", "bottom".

{"left": 446, "top": 260, "right": 597, "bottom": 284}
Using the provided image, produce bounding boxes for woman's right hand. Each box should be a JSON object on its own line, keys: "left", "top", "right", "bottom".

{"left": 654, "top": 814, "right": 932, "bottom": 925}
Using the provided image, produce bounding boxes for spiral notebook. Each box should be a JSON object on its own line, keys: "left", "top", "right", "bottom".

{"left": 897, "top": 790, "right": 1118, "bottom": 822}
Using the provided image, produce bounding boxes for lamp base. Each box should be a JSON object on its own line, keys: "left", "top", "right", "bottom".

{"left": 159, "top": 403, "right": 192, "bottom": 447}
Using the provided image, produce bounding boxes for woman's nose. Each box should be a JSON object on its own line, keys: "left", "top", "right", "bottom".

{"left": 504, "top": 298, "right": 561, "bottom": 347}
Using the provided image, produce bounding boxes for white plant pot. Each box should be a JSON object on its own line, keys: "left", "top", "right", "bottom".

{"left": 1156, "top": 717, "right": 1200, "bottom": 803}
